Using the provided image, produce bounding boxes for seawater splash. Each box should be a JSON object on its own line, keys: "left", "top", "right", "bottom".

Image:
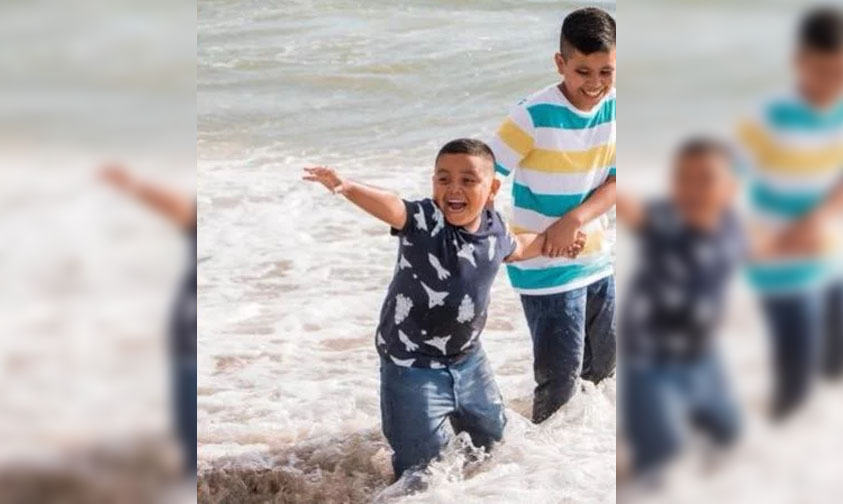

{"left": 198, "top": 380, "right": 615, "bottom": 504}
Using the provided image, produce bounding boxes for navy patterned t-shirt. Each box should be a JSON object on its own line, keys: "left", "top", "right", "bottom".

{"left": 375, "top": 199, "right": 517, "bottom": 369}
{"left": 622, "top": 200, "right": 746, "bottom": 362}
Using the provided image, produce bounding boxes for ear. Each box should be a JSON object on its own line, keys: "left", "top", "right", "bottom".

{"left": 489, "top": 177, "right": 502, "bottom": 202}
{"left": 554, "top": 52, "right": 566, "bottom": 75}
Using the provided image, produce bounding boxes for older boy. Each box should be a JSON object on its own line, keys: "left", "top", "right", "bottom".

{"left": 737, "top": 6, "right": 843, "bottom": 418}
{"left": 489, "top": 7, "right": 617, "bottom": 423}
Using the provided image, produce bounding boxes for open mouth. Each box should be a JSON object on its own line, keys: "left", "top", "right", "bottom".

{"left": 445, "top": 198, "right": 468, "bottom": 212}
{"left": 582, "top": 88, "right": 605, "bottom": 99}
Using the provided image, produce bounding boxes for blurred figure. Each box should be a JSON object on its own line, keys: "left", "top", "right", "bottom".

{"left": 737, "top": 6, "right": 843, "bottom": 419}
{"left": 100, "top": 164, "right": 197, "bottom": 476}
{"left": 617, "top": 139, "right": 742, "bottom": 480}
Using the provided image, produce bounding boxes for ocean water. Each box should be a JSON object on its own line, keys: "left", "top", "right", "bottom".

{"left": 197, "top": 1, "right": 616, "bottom": 502}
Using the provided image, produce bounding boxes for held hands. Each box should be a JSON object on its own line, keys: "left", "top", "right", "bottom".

{"left": 543, "top": 214, "right": 587, "bottom": 258}
{"left": 302, "top": 166, "right": 349, "bottom": 195}
{"left": 774, "top": 213, "right": 827, "bottom": 256}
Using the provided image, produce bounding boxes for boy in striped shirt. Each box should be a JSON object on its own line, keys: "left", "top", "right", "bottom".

{"left": 737, "top": 6, "right": 843, "bottom": 419}
{"left": 489, "top": 7, "right": 617, "bottom": 423}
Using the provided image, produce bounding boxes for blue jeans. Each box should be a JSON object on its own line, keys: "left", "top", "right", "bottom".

{"left": 762, "top": 280, "right": 843, "bottom": 418}
{"left": 520, "top": 276, "right": 617, "bottom": 423}
{"left": 622, "top": 351, "right": 740, "bottom": 473}
{"left": 379, "top": 348, "right": 506, "bottom": 479}
{"left": 822, "top": 281, "right": 843, "bottom": 378}
{"left": 173, "top": 356, "right": 197, "bottom": 475}
{"left": 761, "top": 289, "right": 824, "bottom": 419}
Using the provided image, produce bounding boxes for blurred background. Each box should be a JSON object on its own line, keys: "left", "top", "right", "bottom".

{"left": 620, "top": 0, "right": 843, "bottom": 502}
{"left": 0, "top": 0, "right": 195, "bottom": 502}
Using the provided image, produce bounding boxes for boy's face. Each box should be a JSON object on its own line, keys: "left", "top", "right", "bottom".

{"left": 432, "top": 154, "right": 500, "bottom": 228}
{"left": 796, "top": 48, "right": 843, "bottom": 107}
{"left": 672, "top": 152, "right": 736, "bottom": 229}
{"left": 555, "top": 47, "right": 616, "bottom": 111}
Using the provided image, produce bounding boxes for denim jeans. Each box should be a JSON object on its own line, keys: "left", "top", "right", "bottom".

{"left": 761, "top": 289, "right": 824, "bottom": 419}
{"left": 822, "top": 281, "right": 843, "bottom": 378}
{"left": 379, "top": 348, "right": 506, "bottom": 479}
{"left": 622, "top": 351, "right": 740, "bottom": 473}
{"left": 173, "top": 356, "right": 197, "bottom": 475}
{"left": 761, "top": 280, "right": 843, "bottom": 418}
{"left": 520, "top": 276, "right": 617, "bottom": 423}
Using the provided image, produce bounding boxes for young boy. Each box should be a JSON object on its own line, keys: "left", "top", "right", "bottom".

{"left": 617, "top": 138, "right": 743, "bottom": 476}
{"left": 302, "top": 139, "right": 580, "bottom": 479}
{"left": 737, "top": 6, "right": 843, "bottom": 419}
{"left": 489, "top": 7, "right": 617, "bottom": 423}
{"left": 99, "top": 164, "right": 197, "bottom": 476}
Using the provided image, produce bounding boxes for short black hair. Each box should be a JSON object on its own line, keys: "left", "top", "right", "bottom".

{"left": 674, "top": 136, "right": 732, "bottom": 165}
{"left": 799, "top": 6, "right": 843, "bottom": 53}
{"left": 560, "top": 7, "right": 616, "bottom": 58}
{"left": 435, "top": 138, "right": 496, "bottom": 171}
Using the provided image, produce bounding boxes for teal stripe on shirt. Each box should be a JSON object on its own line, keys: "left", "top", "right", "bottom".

{"left": 527, "top": 99, "right": 615, "bottom": 130}
{"left": 767, "top": 101, "right": 843, "bottom": 131}
{"left": 512, "top": 182, "right": 590, "bottom": 217}
{"left": 495, "top": 161, "right": 511, "bottom": 176}
{"left": 608, "top": 166, "right": 616, "bottom": 177}
{"left": 746, "top": 260, "right": 830, "bottom": 292}
{"left": 750, "top": 181, "right": 824, "bottom": 218}
{"left": 507, "top": 258, "right": 612, "bottom": 290}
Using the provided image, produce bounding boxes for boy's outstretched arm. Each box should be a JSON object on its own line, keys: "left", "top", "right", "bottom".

{"left": 616, "top": 190, "right": 646, "bottom": 230}
{"left": 303, "top": 166, "right": 407, "bottom": 229}
{"left": 100, "top": 164, "right": 196, "bottom": 230}
{"left": 544, "top": 176, "right": 616, "bottom": 257}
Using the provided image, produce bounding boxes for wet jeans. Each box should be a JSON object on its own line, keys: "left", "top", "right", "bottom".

{"left": 622, "top": 351, "right": 741, "bottom": 473}
{"left": 520, "top": 276, "right": 617, "bottom": 423}
{"left": 173, "top": 356, "right": 197, "bottom": 475}
{"left": 762, "top": 280, "right": 843, "bottom": 418}
{"left": 379, "top": 348, "right": 506, "bottom": 479}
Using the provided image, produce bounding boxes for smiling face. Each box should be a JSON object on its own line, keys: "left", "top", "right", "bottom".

{"left": 672, "top": 151, "right": 736, "bottom": 230}
{"left": 432, "top": 153, "right": 500, "bottom": 230}
{"left": 555, "top": 47, "right": 616, "bottom": 111}
{"left": 796, "top": 48, "right": 843, "bottom": 108}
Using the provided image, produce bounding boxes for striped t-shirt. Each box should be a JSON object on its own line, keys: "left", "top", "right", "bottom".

{"left": 489, "top": 83, "right": 616, "bottom": 295}
{"left": 737, "top": 92, "right": 843, "bottom": 293}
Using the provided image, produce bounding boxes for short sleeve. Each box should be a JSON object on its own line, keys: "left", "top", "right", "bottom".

{"left": 390, "top": 198, "right": 435, "bottom": 237}
{"left": 488, "top": 101, "right": 536, "bottom": 178}
{"left": 491, "top": 211, "right": 518, "bottom": 260}
{"left": 639, "top": 199, "right": 679, "bottom": 239}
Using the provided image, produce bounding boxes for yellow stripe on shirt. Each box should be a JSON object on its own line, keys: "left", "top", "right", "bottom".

{"left": 520, "top": 143, "right": 615, "bottom": 174}
{"left": 739, "top": 120, "right": 843, "bottom": 174}
{"left": 497, "top": 118, "right": 534, "bottom": 157}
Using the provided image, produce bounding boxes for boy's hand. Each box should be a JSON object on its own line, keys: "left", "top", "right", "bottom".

{"left": 563, "top": 230, "right": 588, "bottom": 258}
{"left": 543, "top": 214, "right": 583, "bottom": 258}
{"left": 99, "top": 163, "right": 135, "bottom": 191}
{"left": 775, "top": 214, "right": 826, "bottom": 256}
{"left": 303, "top": 166, "right": 348, "bottom": 194}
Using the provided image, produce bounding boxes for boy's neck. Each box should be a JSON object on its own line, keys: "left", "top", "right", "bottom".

{"left": 797, "top": 84, "right": 842, "bottom": 111}
{"left": 683, "top": 210, "right": 722, "bottom": 234}
{"left": 462, "top": 215, "right": 483, "bottom": 234}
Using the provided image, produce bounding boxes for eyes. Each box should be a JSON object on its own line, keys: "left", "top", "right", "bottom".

{"left": 436, "top": 176, "right": 478, "bottom": 185}
{"left": 576, "top": 68, "right": 615, "bottom": 77}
